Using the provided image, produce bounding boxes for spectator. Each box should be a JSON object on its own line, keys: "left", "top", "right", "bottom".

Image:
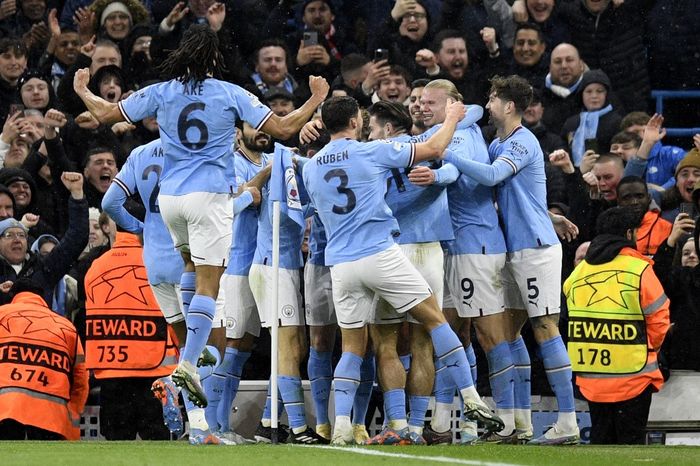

{"left": 540, "top": 42, "right": 585, "bottom": 135}
{"left": 87, "top": 0, "right": 150, "bottom": 48}
{"left": 266, "top": 0, "right": 358, "bottom": 84}
{"left": 652, "top": 209, "right": 699, "bottom": 372}
{"left": 80, "top": 146, "right": 118, "bottom": 209}
{"left": 620, "top": 112, "right": 686, "bottom": 190}
{"left": 121, "top": 23, "right": 156, "bottom": 86}
{"left": 0, "top": 184, "right": 15, "bottom": 219}
{"left": 561, "top": 69, "right": 622, "bottom": 167}
{"left": 0, "top": 39, "right": 29, "bottom": 126}
{"left": 556, "top": 0, "right": 652, "bottom": 113}
{"left": 249, "top": 39, "right": 299, "bottom": 97}
{"left": 264, "top": 87, "right": 296, "bottom": 118}
{"left": 0, "top": 279, "right": 88, "bottom": 440}
{"left": 658, "top": 149, "right": 700, "bottom": 222}
{"left": 609, "top": 131, "right": 641, "bottom": 164}
{"left": 29, "top": 233, "right": 79, "bottom": 318}
{"left": 565, "top": 206, "right": 670, "bottom": 445}
{"left": 17, "top": 69, "right": 56, "bottom": 114}
{"left": 330, "top": 52, "right": 369, "bottom": 103}
{"left": 84, "top": 227, "right": 178, "bottom": 440}
{"left": 0, "top": 168, "right": 55, "bottom": 237}
{"left": 616, "top": 176, "right": 672, "bottom": 256}
{"left": 1, "top": 0, "right": 51, "bottom": 62}
{"left": 57, "top": 38, "right": 122, "bottom": 117}
{"left": 36, "top": 12, "right": 80, "bottom": 90}
{"left": 509, "top": 0, "right": 570, "bottom": 49}
{"left": 375, "top": 64, "right": 411, "bottom": 105}
{"left": 414, "top": 29, "right": 498, "bottom": 105}
{"left": 504, "top": 23, "right": 549, "bottom": 90}
{"left": 0, "top": 172, "right": 88, "bottom": 306}
{"left": 370, "top": 0, "right": 433, "bottom": 80}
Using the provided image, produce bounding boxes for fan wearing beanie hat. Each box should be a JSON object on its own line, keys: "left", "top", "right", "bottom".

{"left": 674, "top": 148, "right": 700, "bottom": 204}
{"left": 89, "top": 0, "right": 149, "bottom": 42}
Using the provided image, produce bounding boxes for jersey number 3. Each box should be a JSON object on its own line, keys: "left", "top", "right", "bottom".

{"left": 324, "top": 169, "right": 356, "bottom": 214}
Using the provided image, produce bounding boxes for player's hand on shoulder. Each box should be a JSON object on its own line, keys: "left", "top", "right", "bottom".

{"left": 407, "top": 166, "right": 435, "bottom": 186}
{"left": 299, "top": 118, "right": 323, "bottom": 145}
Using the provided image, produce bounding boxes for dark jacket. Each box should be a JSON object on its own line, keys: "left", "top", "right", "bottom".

{"left": 0, "top": 196, "right": 89, "bottom": 306}
{"left": 652, "top": 233, "right": 700, "bottom": 371}
{"left": 560, "top": 70, "right": 623, "bottom": 155}
{"left": 557, "top": 0, "right": 654, "bottom": 112}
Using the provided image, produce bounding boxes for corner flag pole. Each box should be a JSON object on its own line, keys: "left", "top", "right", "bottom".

{"left": 270, "top": 200, "right": 281, "bottom": 444}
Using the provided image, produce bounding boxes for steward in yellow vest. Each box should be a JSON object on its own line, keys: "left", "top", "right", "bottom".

{"left": 564, "top": 207, "right": 670, "bottom": 444}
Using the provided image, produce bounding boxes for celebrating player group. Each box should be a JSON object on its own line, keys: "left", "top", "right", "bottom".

{"left": 74, "top": 25, "right": 580, "bottom": 447}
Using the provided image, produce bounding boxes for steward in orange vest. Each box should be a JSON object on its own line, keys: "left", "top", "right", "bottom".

{"left": 565, "top": 207, "right": 670, "bottom": 444}
{"left": 0, "top": 281, "right": 88, "bottom": 440}
{"left": 84, "top": 231, "right": 178, "bottom": 440}
{"left": 616, "top": 177, "right": 672, "bottom": 256}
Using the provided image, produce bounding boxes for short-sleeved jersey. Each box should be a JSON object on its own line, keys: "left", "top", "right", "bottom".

{"left": 488, "top": 126, "right": 559, "bottom": 252}
{"left": 303, "top": 138, "right": 416, "bottom": 265}
{"left": 253, "top": 171, "right": 306, "bottom": 270}
{"left": 383, "top": 134, "right": 453, "bottom": 244}
{"left": 225, "top": 150, "right": 270, "bottom": 276}
{"left": 118, "top": 79, "right": 273, "bottom": 196}
{"left": 413, "top": 125, "right": 506, "bottom": 255}
{"left": 307, "top": 213, "right": 328, "bottom": 266}
{"left": 111, "top": 139, "right": 183, "bottom": 285}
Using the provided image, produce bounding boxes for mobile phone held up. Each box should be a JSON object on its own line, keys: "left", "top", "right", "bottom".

{"left": 584, "top": 138, "right": 599, "bottom": 154}
{"left": 680, "top": 202, "right": 699, "bottom": 221}
{"left": 303, "top": 31, "right": 318, "bottom": 47}
{"left": 374, "top": 48, "right": 389, "bottom": 63}
{"left": 9, "top": 103, "right": 25, "bottom": 117}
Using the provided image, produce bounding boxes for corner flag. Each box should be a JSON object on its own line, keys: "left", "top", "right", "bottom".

{"left": 270, "top": 143, "right": 304, "bottom": 227}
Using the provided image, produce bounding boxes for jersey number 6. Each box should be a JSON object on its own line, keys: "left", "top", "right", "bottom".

{"left": 177, "top": 103, "right": 209, "bottom": 150}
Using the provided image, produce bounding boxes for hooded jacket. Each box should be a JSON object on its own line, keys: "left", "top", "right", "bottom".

{"left": 560, "top": 69, "right": 623, "bottom": 155}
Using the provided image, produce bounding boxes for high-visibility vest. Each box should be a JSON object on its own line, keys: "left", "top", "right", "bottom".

{"left": 84, "top": 232, "right": 178, "bottom": 379}
{"left": 0, "top": 292, "right": 88, "bottom": 440}
{"left": 566, "top": 254, "right": 649, "bottom": 374}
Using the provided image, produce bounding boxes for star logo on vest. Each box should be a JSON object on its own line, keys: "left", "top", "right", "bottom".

{"left": 85, "top": 264, "right": 152, "bottom": 306}
{"left": 571, "top": 270, "right": 640, "bottom": 309}
{"left": 0, "top": 309, "right": 74, "bottom": 344}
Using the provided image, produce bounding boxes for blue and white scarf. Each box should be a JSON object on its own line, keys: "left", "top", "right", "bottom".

{"left": 545, "top": 72, "right": 583, "bottom": 98}
{"left": 571, "top": 104, "right": 613, "bottom": 166}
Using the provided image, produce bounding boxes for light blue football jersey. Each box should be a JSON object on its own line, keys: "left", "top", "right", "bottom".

{"left": 382, "top": 134, "right": 454, "bottom": 244}
{"left": 118, "top": 79, "right": 273, "bottom": 196}
{"left": 307, "top": 213, "right": 327, "bottom": 266}
{"left": 105, "top": 139, "right": 183, "bottom": 285}
{"left": 225, "top": 150, "right": 270, "bottom": 276}
{"left": 303, "top": 138, "right": 416, "bottom": 265}
{"left": 252, "top": 171, "right": 308, "bottom": 270}
{"left": 413, "top": 125, "right": 506, "bottom": 255}
{"left": 488, "top": 126, "right": 559, "bottom": 251}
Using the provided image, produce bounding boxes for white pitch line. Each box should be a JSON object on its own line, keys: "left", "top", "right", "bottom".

{"left": 295, "top": 444, "right": 522, "bottom": 466}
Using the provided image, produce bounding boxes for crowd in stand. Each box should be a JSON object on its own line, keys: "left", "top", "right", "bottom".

{"left": 0, "top": 0, "right": 699, "bottom": 443}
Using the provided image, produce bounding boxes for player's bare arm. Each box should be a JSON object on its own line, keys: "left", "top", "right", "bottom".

{"left": 73, "top": 68, "right": 125, "bottom": 124}
{"left": 261, "top": 76, "right": 329, "bottom": 140}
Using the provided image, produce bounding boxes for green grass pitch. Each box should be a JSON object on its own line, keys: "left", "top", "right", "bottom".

{"left": 3, "top": 442, "right": 700, "bottom": 466}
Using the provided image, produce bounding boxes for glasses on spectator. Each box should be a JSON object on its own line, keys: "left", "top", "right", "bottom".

{"left": 1, "top": 231, "right": 27, "bottom": 240}
{"left": 402, "top": 12, "right": 427, "bottom": 20}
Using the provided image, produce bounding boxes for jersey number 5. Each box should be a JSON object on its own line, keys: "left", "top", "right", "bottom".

{"left": 324, "top": 169, "right": 356, "bottom": 214}
{"left": 177, "top": 103, "right": 209, "bottom": 150}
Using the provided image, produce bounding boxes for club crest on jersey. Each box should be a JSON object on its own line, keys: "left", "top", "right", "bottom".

{"left": 285, "top": 167, "right": 301, "bottom": 210}
{"left": 281, "top": 305, "right": 295, "bottom": 318}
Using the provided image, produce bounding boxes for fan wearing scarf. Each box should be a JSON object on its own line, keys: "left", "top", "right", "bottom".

{"left": 561, "top": 69, "right": 622, "bottom": 167}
